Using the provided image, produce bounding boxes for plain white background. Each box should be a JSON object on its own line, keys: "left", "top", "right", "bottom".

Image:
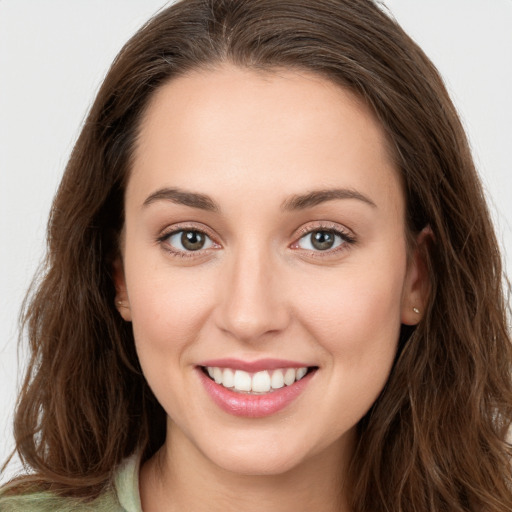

{"left": 1, "top": 0, "right": 511, "bottom": 482}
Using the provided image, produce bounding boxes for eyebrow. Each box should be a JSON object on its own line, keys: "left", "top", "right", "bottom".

{"left": 143, "top": 187, "right": 220, "bottom": 212}
{"left": 142, "top": 186, "right": 376, "bottom": 212}
{"left": 281, "top": 188, "right": 377, "bottom": 211}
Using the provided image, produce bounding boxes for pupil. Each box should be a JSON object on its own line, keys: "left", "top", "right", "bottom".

{"left": 311, "top": 231, "right": 334, "bottom": 250}
{"left": 181, "top": 231, "right": 205, "bottom": 251}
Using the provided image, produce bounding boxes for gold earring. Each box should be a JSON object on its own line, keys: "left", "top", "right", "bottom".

{"left": 412, "top": 307, "right": 420, "bottom": 314}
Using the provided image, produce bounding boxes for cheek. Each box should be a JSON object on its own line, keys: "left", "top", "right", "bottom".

{"left": 125, "top": 259, "right": 216, "bottom": 367}
{"left": 301, "top": 261, "right": 404, "bottom": 340}
{"left": 125, "top": 266, "right": 220, "bottom": 423}
{"left": 296, "top": 247, "right": 407, "bottom": 396}
{"left": 299, "top": 269, "right": 404, "bottom": 432}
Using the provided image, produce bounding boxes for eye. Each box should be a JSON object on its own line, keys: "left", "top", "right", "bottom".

{"left": 295, "top": 229, "right": 349, "bottom": 252}
{"left": 166, "top": 229, "right": 215, "bottom": 252}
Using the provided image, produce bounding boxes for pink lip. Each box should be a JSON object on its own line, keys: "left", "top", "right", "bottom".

{"left": 198, "top": 358, "right": 309, "bottom": 372}
{"left": 197, "top": 367, "right": 315, "bottom": 418}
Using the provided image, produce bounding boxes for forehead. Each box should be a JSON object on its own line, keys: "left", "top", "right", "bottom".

{"left": 129, "top": 64, "right": 403, "bottom": 217}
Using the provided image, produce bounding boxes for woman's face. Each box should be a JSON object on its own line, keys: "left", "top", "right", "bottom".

{"left": 116, "top": 65, "right": 425, "bottom": 476}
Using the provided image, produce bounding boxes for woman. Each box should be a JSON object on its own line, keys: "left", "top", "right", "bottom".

{"left": 1, "top": 0, "right": 511, "bottom": 510}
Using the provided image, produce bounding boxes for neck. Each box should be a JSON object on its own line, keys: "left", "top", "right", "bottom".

{"left": 139, "top": 425, "right": 354, "bottom": 512}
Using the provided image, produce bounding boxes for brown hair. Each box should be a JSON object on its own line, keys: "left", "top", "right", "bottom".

{"left": 2, "top": 0, "right": 511, "bottom": 510}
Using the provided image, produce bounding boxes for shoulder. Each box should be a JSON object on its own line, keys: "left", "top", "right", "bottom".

{"left": 0, "top": 488, "right": 121, "bottom": 511}
{"left": 0, "top": 453, "right": 141, "bottom": 512}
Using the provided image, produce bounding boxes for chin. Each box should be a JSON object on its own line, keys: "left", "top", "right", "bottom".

{"left": 197, "top": 428, "right": 336, "bottom": 477}
{"left": 209, "top": 446, "right": 307, "bottom": 477}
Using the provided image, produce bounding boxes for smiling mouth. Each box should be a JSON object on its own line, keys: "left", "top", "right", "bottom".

{"left": 201, "top": 366, "right": 318, "bottom": 394}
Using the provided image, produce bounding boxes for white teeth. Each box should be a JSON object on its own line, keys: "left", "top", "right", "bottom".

{"left": 213, "top": 367, "right": 223, "bottom": 384}
{"left": 296, "top": 367, "right": 307, "bottom": 380}
{"left": 222, "top": 368, "right": 235, "bottom": 388}
{"left": 205, "top": 366, "right": 311, "bottom": 393}
{"left": 252, "top": 371, "right": 271, "bottom": 393}
{"left": 284, "top": 368, "right": 296, "bottom": 386}
{"left": 234, "top": 370, "right": 252, "bottom": 391}
{"left": 270, "top": 369, "right": 285, "bottom": 389}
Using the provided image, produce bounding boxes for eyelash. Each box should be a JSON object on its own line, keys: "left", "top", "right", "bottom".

{"left": 157, "top": 223, "right": 220, "bottom": 259}
{"left": 157, "top": 222, "right": 356, "bottom": 259}
{"left": 292, "top": 222, "right": 356, "bottom": 257}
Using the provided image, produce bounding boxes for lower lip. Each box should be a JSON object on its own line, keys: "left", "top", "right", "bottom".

{"left": 197, "top": 368, "right": 314, "bottom": 418}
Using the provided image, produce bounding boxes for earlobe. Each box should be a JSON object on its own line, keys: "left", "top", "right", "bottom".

{"left": 112, "top": 257, "right": 132, "bottom": 322}
{"left": 401, "top": 226, "right": 432, "bottom": 326}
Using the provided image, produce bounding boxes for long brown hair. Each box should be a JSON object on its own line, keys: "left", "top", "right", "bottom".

{"left": 2, "top": 0, "right": 511, "bottom": 510}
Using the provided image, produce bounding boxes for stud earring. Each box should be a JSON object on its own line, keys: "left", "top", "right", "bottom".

{"left": 116, "top": 300, "right": 126, "bottom": 307}
{"left": 412, "top": 307, "right": 420, "bottom": 314}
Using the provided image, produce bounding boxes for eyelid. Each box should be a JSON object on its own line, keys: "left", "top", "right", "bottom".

{"left": 290, "top": 221, "right": 357, "bottom": 254}
{"left": 156, "top": 220, "right": 356, "bottom": 259}
{"left": 157, "top": 222, "right": 222, "bottom": 257}
{"left": 293, "top": 221, "right": 355, "bottom": 241}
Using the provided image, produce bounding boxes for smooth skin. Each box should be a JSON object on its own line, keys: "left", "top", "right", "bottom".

{"left": 114, "top": 65, "right": 429, "bottom": 512}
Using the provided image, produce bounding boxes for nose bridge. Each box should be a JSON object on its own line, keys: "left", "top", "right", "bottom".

{"left": 216, "top": 240, "right": 288, "bottom": 342}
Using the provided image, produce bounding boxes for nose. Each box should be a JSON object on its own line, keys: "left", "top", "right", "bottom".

{"left": 214, "top": 246, "right": 290, "bottom": 343}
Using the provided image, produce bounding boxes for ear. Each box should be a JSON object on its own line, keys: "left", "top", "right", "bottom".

{"left": 112, "top": 257, "right": 132, "bottom": 322}
{"left": 401, "top": 226, "right": 432, "bottom": 326}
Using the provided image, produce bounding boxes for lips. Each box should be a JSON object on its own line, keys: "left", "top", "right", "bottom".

{"left": 197, "top": 359, "right": 317, "bottom": 417}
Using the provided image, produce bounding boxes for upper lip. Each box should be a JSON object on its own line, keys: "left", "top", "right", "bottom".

{"left": 197, "top": 358, "right": 314, "bottom": 373}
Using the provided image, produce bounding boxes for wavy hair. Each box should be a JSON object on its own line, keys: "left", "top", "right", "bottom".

{"left": 2, "top": 0, "right": 512, "bottom": 510}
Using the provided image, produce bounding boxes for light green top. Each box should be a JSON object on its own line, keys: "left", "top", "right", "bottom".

{"left": 0, "top": 453, "right": 142, "bottom": 512}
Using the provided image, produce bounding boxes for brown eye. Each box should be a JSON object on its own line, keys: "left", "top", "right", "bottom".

{"left": 310, "top": 231, "right": 335, "bottom": 250}
{"left": 296, "top": 229, "right": 346, "bottom": 252}
{"left": 166, "top": 230, "right": 214, "bottom": 252}
{"left": 181, "top": 231, "right": 206, "bottom": 251}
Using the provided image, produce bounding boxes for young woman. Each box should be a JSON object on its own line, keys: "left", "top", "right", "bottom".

{"left": 1, "top": 0, "right": 511, "bottom": 510}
